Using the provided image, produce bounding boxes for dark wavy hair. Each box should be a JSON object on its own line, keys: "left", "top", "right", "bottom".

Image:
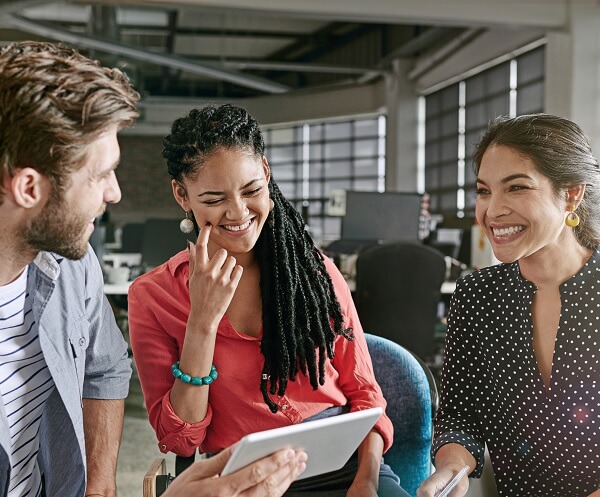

{"left": 162, "top": 104, "right": 350, "bottom": 412}
{"left": 472, "top": 114, "right": 600, "bottom": 249}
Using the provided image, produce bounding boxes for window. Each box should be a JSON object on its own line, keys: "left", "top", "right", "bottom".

{"left": 263, "top": 115, "right": 386, "bottom": 247}
{"left": 423, "top": 45, "right": 545, "bottom": 218}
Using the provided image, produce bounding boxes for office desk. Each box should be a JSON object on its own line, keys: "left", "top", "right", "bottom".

{"left": 103, "top": 282, "right": 132, "bottom": 295}
{"left": 103, "top": 253, "right": 141, "bottom": 269}
{"left": 346, "top": 278, "right": 455, "bottom": 295}
{"left": 441, "top": 281, "right": 456, "bottom": 295}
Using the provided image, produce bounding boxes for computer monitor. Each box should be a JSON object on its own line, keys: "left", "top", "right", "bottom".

{"left": 428, "top": 228, "right": 463, "bottom": 260}
{"left": 341, "top": 191, "right": 423, "bottom": 243}
{"left": 141, "top": 218, "right": 192, "bottom": 269}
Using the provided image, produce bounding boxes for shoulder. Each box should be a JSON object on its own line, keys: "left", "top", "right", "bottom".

{"left": 455, "top": 262, "right": 515, "bottom": 296}
{"left": 320, "top": 254, "right": 348, "bottom": 291}
{"left": 129, "top": 249, "right": 189, "bottom": 302}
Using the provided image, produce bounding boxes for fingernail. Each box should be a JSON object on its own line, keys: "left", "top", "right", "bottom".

{"left": 297, "top": 462, "right": 306, "bottom": 474}
{"left": 298, "top": 452, "right": 308, "bottom": 463}
{"left": 282, "top": 449, "right": 294, "bottom": 462}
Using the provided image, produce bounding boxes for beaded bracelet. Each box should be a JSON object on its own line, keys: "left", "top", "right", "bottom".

{"left": 171, "top": 362, "right": 218, "bottom": 386}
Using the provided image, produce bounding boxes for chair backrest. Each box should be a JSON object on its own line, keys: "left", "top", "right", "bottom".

{"left": 355, "top": 241, "right": 446, "bottom": 360}
{"left": 141, "top": 218, "right": 192, "bottom": 269}
{"left": 120, "top": 222, "right": 145, "bottom": 253}
{"left": 365, "top": 333, "right": 434, "bottom": 497}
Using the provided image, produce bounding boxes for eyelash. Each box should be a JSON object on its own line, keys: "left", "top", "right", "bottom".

{"left": 203, "top": 188, "right": 263, "bottom": 205}
{"left": 476, "top": 185, "right": 528, "bottom": 195}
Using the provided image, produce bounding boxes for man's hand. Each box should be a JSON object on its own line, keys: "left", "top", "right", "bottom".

{"left": 163, "top": 446, "right": 307, "bottom": 497}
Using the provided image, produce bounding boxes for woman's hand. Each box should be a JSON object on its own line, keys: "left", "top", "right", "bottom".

{"left": 187, "top": 223, "right": 243, "bottom": 333}
{"left": 417, "top": 464, "right": 470, "bottom": 497}
{"left": 346, "top": 431, "right": 382, "bottom": 497}
{"left": 162, "top": 445, "right": 307, "bottom": 497}
{"left": 346, "top": 479, "right": 378, "bottom": 497}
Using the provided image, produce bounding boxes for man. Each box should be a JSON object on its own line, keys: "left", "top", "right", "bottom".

{"left": 0, "top": 41, "right": 305, "bottom": 497}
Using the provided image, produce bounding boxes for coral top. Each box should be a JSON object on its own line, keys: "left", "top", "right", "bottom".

{"left": 128, "top": 250, "right": 393, "bottom": 456}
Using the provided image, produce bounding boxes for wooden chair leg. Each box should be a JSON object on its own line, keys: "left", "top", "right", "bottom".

{"left": 143, "top": 458, "right": 166, "bottom": 497}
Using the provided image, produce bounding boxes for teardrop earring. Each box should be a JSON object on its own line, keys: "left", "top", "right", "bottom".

{"left": 565, "top": 204, "right": 580, "bottom": 228}
{"left": 179, "top": 211, "right": 195, "bottom": 234}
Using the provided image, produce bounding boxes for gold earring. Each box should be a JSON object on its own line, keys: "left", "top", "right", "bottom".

{"left": 179, "top": 211, "right": 195, "bottom": 233}
{"left": 269, "top": 198, "right": 275, "bottom": 212}
{"left": 565, "top": 204, "right": 580, "bottom": 228}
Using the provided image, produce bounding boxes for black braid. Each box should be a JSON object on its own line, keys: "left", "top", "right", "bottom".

{"left": 163, "top": 104, "right": 350, "bottom": 414}
{"left": 255, "top": 181, "right": 348, "bottom": 412}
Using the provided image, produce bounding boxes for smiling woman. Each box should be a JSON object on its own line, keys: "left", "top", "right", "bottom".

{"left": 418, "top": 114, "right": 600, "bottom": 497}
{"left": 128, "top": 104, "right": 410, "bottom": 497}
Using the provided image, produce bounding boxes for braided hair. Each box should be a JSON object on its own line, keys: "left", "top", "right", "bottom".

{"left": 163, "top": 104, "right": 351, "bottom": 412}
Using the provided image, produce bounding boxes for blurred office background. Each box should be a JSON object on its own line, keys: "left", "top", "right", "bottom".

{"left": 4, "top": 0, "right": 599, "bottom": 249}
{"left": 2, "top": 1, "right": 598, "bottom": 495}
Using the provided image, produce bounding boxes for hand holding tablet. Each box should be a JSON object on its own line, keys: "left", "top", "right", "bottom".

{"left": 221, "top": 407, "right": 383, "bottom": 480}
{"left": 436, "top": 465, "right": 470, "bottom": 497}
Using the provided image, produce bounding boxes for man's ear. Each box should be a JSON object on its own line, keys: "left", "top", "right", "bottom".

{"left": 262, "top": 156, "right": 271, "bottom": 183}
{"left": 172, "top": 179, "right": 191, "bottom": 211}
{"left": 9, "top": 168, "right": 48, "bottom": 208}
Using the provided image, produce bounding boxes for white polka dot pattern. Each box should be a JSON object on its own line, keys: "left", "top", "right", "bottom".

{"left": 432, "top": 250, "right": 600, "bottom": 496}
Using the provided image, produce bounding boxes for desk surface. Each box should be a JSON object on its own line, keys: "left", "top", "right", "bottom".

{"left": 441, "top": 281, "right": 456, "bottom": 295}
{"left": 103, "top": 282, "right": 131, "bottom": 295}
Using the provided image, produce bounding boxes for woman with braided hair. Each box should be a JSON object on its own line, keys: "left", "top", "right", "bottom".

{"left": 128, "top": 104, "right": 408, "bottom": 497}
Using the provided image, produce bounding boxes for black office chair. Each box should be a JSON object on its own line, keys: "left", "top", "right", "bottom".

{"left": 354, "top": 241, "right": 446, "bottom": 361}
{"left": 141, "top": 218, "right": 194, "bottom": 270}
{"left": 120, "top": 222, "right": 146, "bottom": 253}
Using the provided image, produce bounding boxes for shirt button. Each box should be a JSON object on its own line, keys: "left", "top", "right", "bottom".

{"left": 160, "top": 444, "right": 167, "bottom": 451}
{"left": 281, "top": 404, "right": 288, "bottom": 411}
{"left": 79, "top": 337, "right": 86, "bottom": 346}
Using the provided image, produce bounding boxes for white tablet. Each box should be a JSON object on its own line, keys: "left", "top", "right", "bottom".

{"left": 221, "top": 406, "right": 383, "bottom": 480}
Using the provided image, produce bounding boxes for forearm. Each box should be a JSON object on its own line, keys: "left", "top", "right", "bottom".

{"left": 434, "top": 443, "right": 476, "bottom": 473}
{"left": 587, "top": 489, "right": 600, "bottom": 497}
{"left": 353, "top": 430, "right": 384, "bottom": 488}
{"left": 83, "top": 398, "right": 125, "bottom": 497}
{"left": 169, "top": 319, "right": 217, "bottom": 423}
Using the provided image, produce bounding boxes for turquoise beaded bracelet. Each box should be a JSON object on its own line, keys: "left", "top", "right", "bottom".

{"left": 171, "top": 362, "right": 218, "bottom": 386}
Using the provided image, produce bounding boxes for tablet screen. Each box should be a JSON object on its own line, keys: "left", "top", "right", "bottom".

{"left": 221, "top": 407, "right": 383, "bottom": 480}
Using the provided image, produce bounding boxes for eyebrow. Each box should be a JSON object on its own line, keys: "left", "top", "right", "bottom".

{"left": 476, "top": 173, "right": 533, "bottom": 185}
{"left": 198, "top": 178, "right": 263, "bottom": 197}
{"left": 95, "top": 158, "right": 120, "bottom": 177}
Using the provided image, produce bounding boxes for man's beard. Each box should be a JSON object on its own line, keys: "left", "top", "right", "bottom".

{"left": 25, "top": 191, "right": 95, "bottom": 260}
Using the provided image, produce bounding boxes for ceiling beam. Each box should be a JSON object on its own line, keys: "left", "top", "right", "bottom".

{"left": 0, "top": 0, "right": 53, "bottom": 15}
{"left": 76, "top": 0, "right": 569, "bottom": 29}
{"left": 4, "top": 13, "right": 290, "bottom": 93}
{"left": 216, "top": 59, "right": 385, "bottom": 76}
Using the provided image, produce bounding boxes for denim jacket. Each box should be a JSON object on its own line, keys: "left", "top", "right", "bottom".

{"left": 0, "top": 248, "right": 131, "bottom": 496}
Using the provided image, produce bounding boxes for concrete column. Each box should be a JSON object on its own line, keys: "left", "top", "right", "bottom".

{"left": 385, "top": 59, "right": 419, "bottom": 192}
{"left": 545, "top": 4, "right": 600, "bottom": 149}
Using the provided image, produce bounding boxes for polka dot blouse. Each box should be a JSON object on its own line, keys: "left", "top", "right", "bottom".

{"left": 432, "top": 249, "right": 600, "bottom": 496}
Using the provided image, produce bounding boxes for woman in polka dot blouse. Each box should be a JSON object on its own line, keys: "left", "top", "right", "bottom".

{"left": 418, "top": 114, "right": 600, "bottom": 497}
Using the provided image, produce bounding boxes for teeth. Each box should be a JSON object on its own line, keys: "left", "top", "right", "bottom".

{"left": 493, "top": 226, "right": 524, "bottom": 237}
{"left": 223, "top": 219, "right": 252, "bottom": 232}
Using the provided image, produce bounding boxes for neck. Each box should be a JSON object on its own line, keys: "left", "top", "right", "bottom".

{"left": 518, "top": 238, "right": 593, "bottom": 289}
{"left": 0, "top": 237, "right": 37, "bottom": 286}
{"left": 0, "top": 204, "right": 39, "bottom": 286}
